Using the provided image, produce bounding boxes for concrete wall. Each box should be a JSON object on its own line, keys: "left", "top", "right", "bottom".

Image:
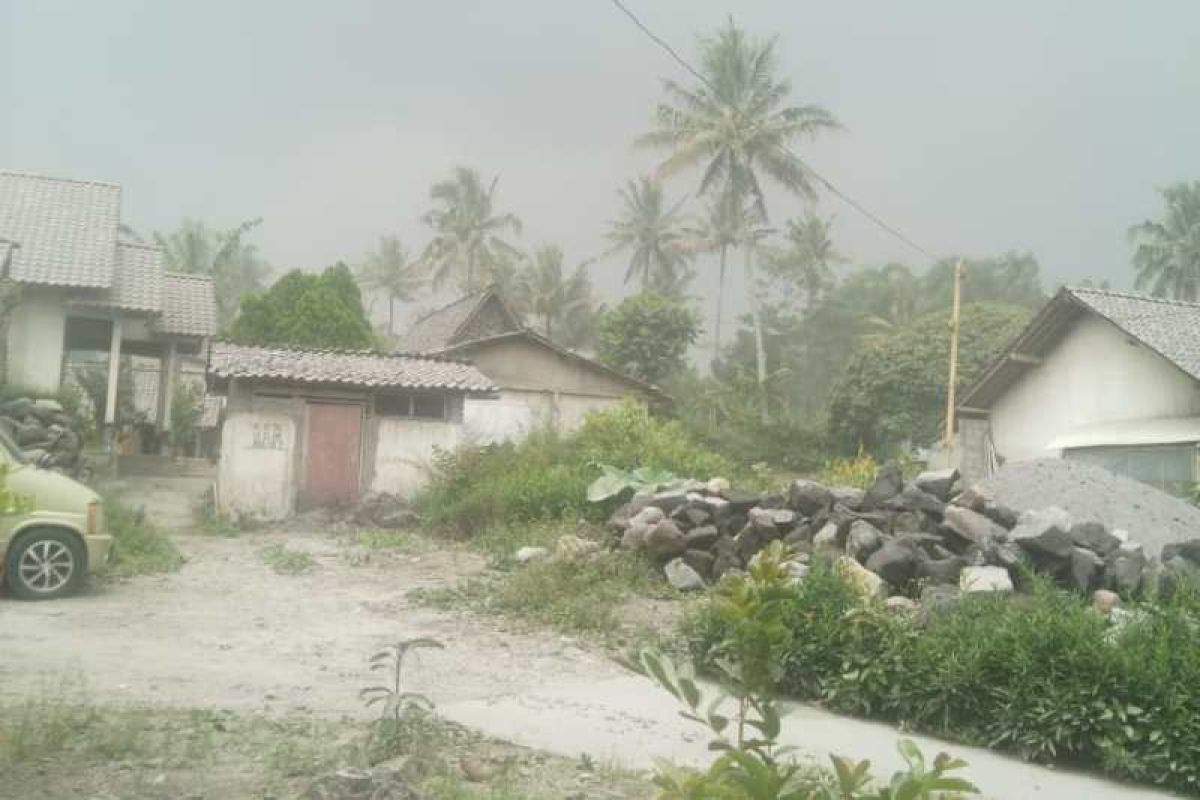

{"left": 988, "top": 316, "right": 1200, "bottom": 462}
{"left": 5, "top": 288, "right": 66, "bottom": 392}
{"left": 463, "top": 389, "right": 623, "bottom": 443}
{"left": 370, "top": 417, "right": 461, "bottom": 497}
{"left": 216, "top": 402, "right": 297, "bottom": 520}
{"left": 460, "top": 337, "right": 642, "bottom": 399}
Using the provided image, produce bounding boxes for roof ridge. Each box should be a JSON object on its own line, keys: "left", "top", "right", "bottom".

{"left": 0, "top": 169, "right": 122, "bottom": 190}
{"left": 164, "top": 271, "right": 214, "bottom": 281}
{"left": 408, "top": 286, "right": 491, "bottom": 325}
{"left": 1068, "top": 285, "right": 1200, "bottom": 310}
{"left": 117, "top": 239, "right": 162, "bottom": 251}
{"left": 214, "top": 340, "right": 476, "bottom": 365}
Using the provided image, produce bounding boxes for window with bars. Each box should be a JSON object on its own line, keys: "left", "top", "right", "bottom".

{"left": 375, "top": 391, "right": 447, "bottom": 420}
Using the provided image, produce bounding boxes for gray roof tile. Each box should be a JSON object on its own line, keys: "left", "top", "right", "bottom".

{"left": 1069, "top": 287, "right": 1200, "bottom": 381}
{"left": 207, "top": 341, "right": 497, "bottom": 392}
{"left": 0, "top": 171, "right": 120, "bottom": 288}
{"left": 158, "top": 273, "right": 218, "bottom": 337}
{"left": 395, "top": 289, "right": 495, "bottom": 353}
{"left": 71, "top": 241, "right": 164, "bottom": 313}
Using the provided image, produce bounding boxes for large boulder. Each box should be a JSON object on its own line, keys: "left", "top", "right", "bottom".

{"left": 1010, "top": 507, "right": 1075, "bottom": 559}
{"left": 960, "top": 565, "right": 1013, "bottom": 593}
{"left": 684, "top": 524, "right": 720, "bottom": 550}
{"left": 861, "top": 460, "right": 904, "bottom": 509}
{"left": 884, "top": 484, "right": 946, "bottom": 516}
{"left": 665, "top": 558, "right": 706, "bottom": 591}
{"left": 865, "top": 540, "right": 919, "bottom": 587}
{"left": 643, "top": 519, "right": 688, "bottom": 559}
{"left": 829, "top": 486, "right": 866, "bottom": 510}
{"left": 1070, "top": 521, "right": 1122, "bottom": 557}
{"left": 1162, "top": 538, "right": 1200, "bottom": 565}
{"left": 812, "top": 521, "right": 841, "bottom": 553}
{"left": 917, "top": 555, "right": 965, "bottom": 585}
{"left": 846, "top": 520, "right": 884, "bottom": 562}
{"left": 787, "top": 479, "right": 833, "bottom": 516}
{"left": 1069, "top": 547, "right": 1104, "bottom": 593}
{"left": 681, "top": 548, "right": 715, "bottom": 579}
{"left": 1106, "top": 543, "right": 1147, "bottom": 595}
{"left": 834, "top": 555, "right": 886, "bottom": 602}
{"left": 942, "top": 506, "right": 1006, "bottom": 548}
{"left": 914, "top": 468, "right": 959, "bottom": 501}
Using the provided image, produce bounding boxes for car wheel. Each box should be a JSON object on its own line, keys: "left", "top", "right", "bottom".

{"left": 4, "top": 529, "right": 86, "bottom": 600}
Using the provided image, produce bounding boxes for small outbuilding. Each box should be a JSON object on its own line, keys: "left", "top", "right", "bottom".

{"left": 206, "top": 341, "right": 496, "bottom": 519}
{"left": 396, "top": 287, "right": 667, "bottom": 441}
{"left": 957, "top": 287, "right": 1200, "bottom": 496}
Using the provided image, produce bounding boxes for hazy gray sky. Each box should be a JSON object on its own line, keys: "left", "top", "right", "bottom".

{"left": 4, "top": 1, "right": 1199, "bottom": 346}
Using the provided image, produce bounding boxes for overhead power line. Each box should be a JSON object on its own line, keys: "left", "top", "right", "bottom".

{"left": 605, "top": 0, "right": 940, "bottom": 263}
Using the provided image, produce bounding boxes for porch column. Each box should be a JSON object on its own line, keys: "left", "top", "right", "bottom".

{"left": 104, "top": 318, "right": 123, "bottom": 430}
{"left": 158, "top": 340, "right": 178, "bottom": 435}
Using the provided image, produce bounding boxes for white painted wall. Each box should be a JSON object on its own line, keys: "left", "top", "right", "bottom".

{"left": 5, "top": 289, "right": 66, "bottom": 392}
{"left": 217, "top": 411, "right": 296, "bottom": 520}
{"left": 371, "top": 417, "right": 461, "bottom": 497}
{"left": 462, "top": 389, "right": 622, "bottom": 443}
{"left": 990, "top": 316, "right": 1200, "bottom": 462}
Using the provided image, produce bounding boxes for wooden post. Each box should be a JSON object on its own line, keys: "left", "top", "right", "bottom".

{"left": 944, "top": 260, "right": 964, "bottom": 448}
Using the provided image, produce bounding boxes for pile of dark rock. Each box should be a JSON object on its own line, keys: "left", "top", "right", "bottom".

{"left": 609, "top": 462, "right": 1191, "bottom": 604}
{"left": 352, "top": 491, "right": 420, "bottom": 530}
{"left": 0, "top": 396, "right": 86, "bottom": 472}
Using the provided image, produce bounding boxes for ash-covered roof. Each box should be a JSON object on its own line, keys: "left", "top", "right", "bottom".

{"left": 395, "top": 287, "right": 521, "bottom": 353}
{"left": 158, "top": 273, "right": 218, "bottom": 336}
{"left": 207, "top": 341, "right": 497, "bottom": 393}
{"left": 0, "top": 171, "right": 121, "bottom": 289}
{"left": 960, "top": 287, "right": 1200, "bottom": 412}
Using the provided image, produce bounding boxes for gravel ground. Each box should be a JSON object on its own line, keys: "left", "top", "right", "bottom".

{"left": 977, "top": 458, "right": 1200, "bottom": 556}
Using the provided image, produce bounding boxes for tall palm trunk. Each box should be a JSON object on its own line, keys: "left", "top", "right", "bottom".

{"left": 713, "top": 244, "right": 728, "bottom": 363}
{"left": 744, "top": 244, "right": 769, "bottom": 423}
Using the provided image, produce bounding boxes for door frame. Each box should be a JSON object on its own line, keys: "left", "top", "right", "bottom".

{"left": 300, "top": 398, "right": 367, "bottom": 508}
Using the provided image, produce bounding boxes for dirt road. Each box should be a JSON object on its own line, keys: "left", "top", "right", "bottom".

{"left": 0, "top": 479, "right": 1184, "bottom": 799}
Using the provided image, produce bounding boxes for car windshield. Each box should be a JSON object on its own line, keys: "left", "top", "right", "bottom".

{"left": 0, "top": 426, "right": 29, "bottom": 464}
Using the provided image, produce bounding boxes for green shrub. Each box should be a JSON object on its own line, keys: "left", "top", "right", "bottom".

{"left": 416, "top": 401, "right": 733, "bottom": 534}
{"left": 688, "top": 564, "right": 1200, "bottom": 794}
{"left": 99, "top": 494, "right": 184, "bottom": 578}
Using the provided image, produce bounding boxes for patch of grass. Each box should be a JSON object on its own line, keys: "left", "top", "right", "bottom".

{"left": 98, "top": 493, "right": 184, "bottom": 578}
{"left": 352, "top": 528, "right": 429, "bottom": 552}
{"left": 1, "top": 693, "right": 651, "bottom": 799}
{"left": 414, "top": 548, "right": 664, "bottom": 637}
{"left": 469, "top": 519, "right": 582, "bottom": 566}
{"left": 259, "top": 543, "right": 316, "bottom": 574}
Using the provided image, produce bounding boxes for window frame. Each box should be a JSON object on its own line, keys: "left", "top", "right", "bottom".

{"left": 374, "top": 391, "right": 448, "bottom": 421}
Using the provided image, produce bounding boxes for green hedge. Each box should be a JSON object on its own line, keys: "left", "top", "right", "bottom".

{"left": 416, "top": 401, "right": 733, "bottom": 535}
{"left": 687, "top": 563, "right": 1200, "bottom": 795}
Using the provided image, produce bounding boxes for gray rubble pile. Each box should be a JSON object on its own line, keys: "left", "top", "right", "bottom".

{"left": 608, "top": 462, "right": 1200, "bottom": 603}
{"left": 0, "top": 396, "right": 86, "bottom": 472}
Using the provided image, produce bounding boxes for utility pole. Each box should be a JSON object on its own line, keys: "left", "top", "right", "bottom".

{"left": 944, "top": 259, "right": 964, "bottom": 448}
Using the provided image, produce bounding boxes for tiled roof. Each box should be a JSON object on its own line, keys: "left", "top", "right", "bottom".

{"left": 71, "top": 241, "right": 164, "bottom": 313}
{"left": 960, "top": 287, "right": 1200, "bottom": 412}
{"left": 1068, "top": 288, "right": 1200, "bottom": 381}
{"left": 207, "top": 341, "right": 497, "bottom": 392}
{"left": 395, "top": 289, "right": 492, "bottom": 353}
{"left": 158, "top": 273, "right": 218, "bottom": 337}
{"left": 0, "top": 171, "right": 120, "bottom": 288}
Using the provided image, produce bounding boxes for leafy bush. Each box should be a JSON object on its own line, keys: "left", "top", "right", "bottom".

{"left": 417, "top": 401, "right": 733, "bottom": 534}
{"left": 816, "top": 449, "right": 879, "bottom": 489}
{"left": 688, "top": 563, "right": 1200, "bottom": 794}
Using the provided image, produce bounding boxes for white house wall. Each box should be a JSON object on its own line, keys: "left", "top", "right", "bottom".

{"left": 217, "top": 409, "right": 297, "bottom": 520}
{"left": 6, "top": 289, "right": 66, "bottom": 392}
{"left": 370, "top": 417, "right": 461, "bottom": 497}
{"left": 989, "top": 316, "right": 1200, "bottom": 462}
{"left": 463, "top": 389, "right": 622, "bottom": 443}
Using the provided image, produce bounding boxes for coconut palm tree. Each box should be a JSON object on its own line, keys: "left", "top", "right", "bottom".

{"left": 1130, "top": 182, "right": 1200, "bottom": 301}
{"left": 358, "top": 236, "right": 425, "bottom": 336}
{"left": 155, "top": 217, "right": 270, "bottom": 327}
{"left": 683, "top": 190, "right": 760, "bottom": 358}
{"left": 860, "top": 263, "right": 920, "bottom": 342}
{"left": 510, "top": 244, "right": 599, "bottom": 349}
{"left": 767, "top": 212, "right": 844, "bottom": 311}
{"left": 603, "top": 177, "right": 691, "bottom": 295}
{"left": 419, "top": 167, "right": 522, "bottom": 292}
{"left": 638, "top": 20, "right": 840, "bottom": 419}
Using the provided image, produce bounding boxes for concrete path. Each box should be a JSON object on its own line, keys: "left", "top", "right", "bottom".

{"left": 443, "top": 673, "right": 1182, "bottom": 800}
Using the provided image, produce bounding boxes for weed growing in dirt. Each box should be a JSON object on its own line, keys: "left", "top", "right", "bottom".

{"left": 361, "top": 638, "right": 444, "bottom": 720}
{"left": 98, "top": 492, "right": 184, "bottom": 578}
{"left": 413, "top": 549, "right": 662, "bottom": 637}
{"left": 259, "top": 543, "right": 316, "bottom": 574}
{"left": 353, "top": 528, "right": 429, "bottom": 552}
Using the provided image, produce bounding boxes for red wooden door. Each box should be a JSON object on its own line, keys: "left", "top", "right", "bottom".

{"left": 304, "top": 402, "right": 363, "bottom": 507}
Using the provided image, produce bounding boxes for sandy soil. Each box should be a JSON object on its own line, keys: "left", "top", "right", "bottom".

{"left": 0, "top": 478, "right": 1184, "bottom": 799}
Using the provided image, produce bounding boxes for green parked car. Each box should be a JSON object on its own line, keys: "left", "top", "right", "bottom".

{"left": 0, "top": 427, "right": 111, "bottom": 599}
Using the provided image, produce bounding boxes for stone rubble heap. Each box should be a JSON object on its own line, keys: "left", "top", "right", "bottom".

{"left": 0, "top": 396, "right": 86, "bottom": 472}
{"left": 608, "top": 462, "right": 1200, "bottom": 604}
